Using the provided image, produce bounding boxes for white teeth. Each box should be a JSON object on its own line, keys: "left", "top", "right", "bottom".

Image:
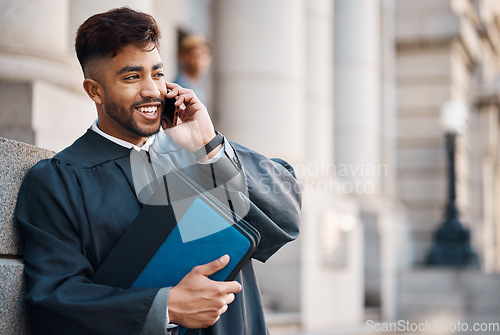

{"left": 138, "top": 106, "right": 157, "bottom": 114}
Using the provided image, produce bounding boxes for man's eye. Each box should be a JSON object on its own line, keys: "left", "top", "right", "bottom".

{"left": 125, "top": 75, "right": 139, "bottom": 80}
{"left": 154, "top": 72, "right": 165, "bottom": 78}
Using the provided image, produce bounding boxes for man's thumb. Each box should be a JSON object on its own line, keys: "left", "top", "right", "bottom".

{"left": 196, "top": 254, "right": 230, "bottom": 277}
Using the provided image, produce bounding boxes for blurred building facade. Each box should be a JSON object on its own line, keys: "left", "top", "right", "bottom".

{"left": 1, "top": 0, "right": 500, "bottom": 333}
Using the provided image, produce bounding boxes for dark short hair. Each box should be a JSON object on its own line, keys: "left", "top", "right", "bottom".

{"left": 75, "top": 7, "right": 161, "bottom": 74}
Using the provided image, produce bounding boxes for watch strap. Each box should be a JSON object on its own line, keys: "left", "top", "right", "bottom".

{"left": 195, "top": 131, "right": 224, "bottom": 160}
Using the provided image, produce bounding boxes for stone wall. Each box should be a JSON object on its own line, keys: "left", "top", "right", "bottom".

{"left": 0, "top": 137, "right": 54, "bottom": 335}
{"left": 395, "top": 0, "right": 459, "bottom": 265}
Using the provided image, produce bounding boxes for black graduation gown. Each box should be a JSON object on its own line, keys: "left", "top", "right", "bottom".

{"left": 15, "top": 129, "right": 301, "bottom": 335}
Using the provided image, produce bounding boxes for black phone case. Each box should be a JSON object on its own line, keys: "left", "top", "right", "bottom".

{"left": 162, "top": 96, "right": 177, "bottom": 127}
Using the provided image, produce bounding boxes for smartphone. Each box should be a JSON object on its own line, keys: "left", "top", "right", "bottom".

{"left": 162, "top": 96, "right": 179, "bottom": 127}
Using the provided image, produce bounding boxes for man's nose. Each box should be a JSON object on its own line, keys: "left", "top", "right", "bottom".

{"left": 140, "top": 77, "right": 161, "bottom": 99}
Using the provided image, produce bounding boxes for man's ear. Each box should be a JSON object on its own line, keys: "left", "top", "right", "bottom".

{"left": 83, "top": 79, "right": 104, "bottom": 105}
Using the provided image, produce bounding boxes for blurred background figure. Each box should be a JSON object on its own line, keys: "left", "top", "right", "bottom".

{"left": 174, "top": 33, "right": 213, "bottom": 105}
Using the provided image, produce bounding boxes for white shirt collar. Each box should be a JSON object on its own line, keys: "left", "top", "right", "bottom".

{"left": 91, "top": 119, "right": 155, "bottom": 152}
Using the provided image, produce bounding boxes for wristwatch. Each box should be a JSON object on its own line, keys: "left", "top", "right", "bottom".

{"left": 194, "top": 131, "right": 224, "bottom": 161}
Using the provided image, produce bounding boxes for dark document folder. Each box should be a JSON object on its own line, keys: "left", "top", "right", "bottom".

{"left": 92, "top": 170, "right": 260, "bottom": 289}
{"left": 133, "top": 196, "right": 258, "bottom": 287}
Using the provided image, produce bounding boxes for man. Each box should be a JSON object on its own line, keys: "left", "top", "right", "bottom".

{"left": 174, "top": 34, "right": 213, "bottom": 104}
{"left": 15, "top": 7, "right": 301, "bottom": 335}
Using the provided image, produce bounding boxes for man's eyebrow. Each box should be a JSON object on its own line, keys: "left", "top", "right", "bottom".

{"left": 117, "top": 63, "right": 163, "bottom": 75}
{"left": 117, "top": 65, "right": 144, "bottom": 75}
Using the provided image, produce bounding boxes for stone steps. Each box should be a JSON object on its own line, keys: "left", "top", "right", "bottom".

{"left": 398, "top": 269, "right": 500, "bottom": 334}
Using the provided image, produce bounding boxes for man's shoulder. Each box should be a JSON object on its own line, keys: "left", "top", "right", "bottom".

{"left": 25, "top": 129, "right": 133, "bottom": 179}
{"left": 23, "top": 134, "right": 89, "bottom": 184}
{"left": 228, "top": 141, "right": 262, "bottom": 161}
{"left": 21, "top": 129, "right": 133, "bottom": 192}
{"left": 52, "top": 129, "right": 132, "bottom": 168}
{"left": 22, "top": 137, "right": 85, "bottom": 182}
{"left": 228, "top": 141, "right": 297, "bottom": 178}
{"left": 52, "top": 130, "right": 94, "bottom": 165}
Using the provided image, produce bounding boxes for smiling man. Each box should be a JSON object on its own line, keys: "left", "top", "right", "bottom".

{"left": 15, "top": 7, "right": 301, "bottom": 335}
{"left": 85, "top": 44, "right": 166, "bottom": 142}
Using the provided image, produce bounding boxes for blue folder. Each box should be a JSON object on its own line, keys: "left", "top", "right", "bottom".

{"left": 92, "top": 173, "right": 259, "bottom": 284}
{"left": 132, "top": 196, "right": 257, "bottom": 287}
{"left": 91, "top": 169, "right": 260, "bottom": 333}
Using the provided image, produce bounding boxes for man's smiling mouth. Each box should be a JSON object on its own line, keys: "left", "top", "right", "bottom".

{"left": 137, "top": 106, "right": 158, "bottom": 114}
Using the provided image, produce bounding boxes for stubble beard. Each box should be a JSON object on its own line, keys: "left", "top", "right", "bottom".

{"left": 104, "top": 96, "right": 162, "bottom": 138}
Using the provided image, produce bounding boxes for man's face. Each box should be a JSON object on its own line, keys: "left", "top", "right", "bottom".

{"left": 96, "top": 43, "right": 167, "bottom": 145}
{"left": 182, "top": 45, "right": 212, "bottom": 77}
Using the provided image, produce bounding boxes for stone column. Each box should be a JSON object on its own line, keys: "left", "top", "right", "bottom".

{"left": 213, "top": 0, "right": 307, "bottom": 324}
{"left": 213, "top": 0, "right": 306, "bottom": 163}
{"left": 0, "top": 0, "right": 71, "bottom": 145}
{"left": 0, "top": 0, "right": 99, "bottom": 152}
{"left": 334, "top": 0, "right": 410, "bottom": 324}
{"left": 471, "top": 99, "right": 500, "bottom": 273}
{"left": 305, "top": 0, "right": 334, "bottom": 165}
{"left": 495, "top": 164, "right": 500, "bottom": 273}
{"left": 334, "top": 0, "right": 381, "bottom": 194}
{"left": 380, "top": 0, "right": 397, "bottom": 198}
{"left": 300, "top": 0, "right": 364, "bottom": 330}
{"left": 0, "top": 0, "right": 69, "bottom": 59}
{"left": 335, "top": 0, "right": 383, "bottom": 314}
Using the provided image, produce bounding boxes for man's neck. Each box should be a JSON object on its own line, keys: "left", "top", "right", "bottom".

{"left": 91, "top": 120, "right": 154, "bottom": 151}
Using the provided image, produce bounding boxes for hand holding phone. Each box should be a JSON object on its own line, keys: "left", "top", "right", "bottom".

{"left": 163, "top": 82, "right": 217, "bottom": 154}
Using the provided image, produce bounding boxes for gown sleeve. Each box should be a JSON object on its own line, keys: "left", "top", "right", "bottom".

{"left": 232, "top": 143, "right": 302, "bottom": 262}
{"left": 15, "top": 159, "right": 161, "bottom": 335}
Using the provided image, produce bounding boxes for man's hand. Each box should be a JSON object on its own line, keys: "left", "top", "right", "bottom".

{"left": 163, "top": 82, "right": 219, "bottom": 157}
{"left": 167, "top": 255, "right": 242, "bottom": 329}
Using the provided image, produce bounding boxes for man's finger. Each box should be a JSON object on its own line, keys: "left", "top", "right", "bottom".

{"left": 194, "top": 255, "right": 230, "bottom": 277}
{"left": 222, "top": 281, "right": 242, "bottom": 295}
{"left": 165, "top": 81, "right": 181, "bottom": 90}
{"left": 226, "top": 293, "right": 236, "bottom": 305}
